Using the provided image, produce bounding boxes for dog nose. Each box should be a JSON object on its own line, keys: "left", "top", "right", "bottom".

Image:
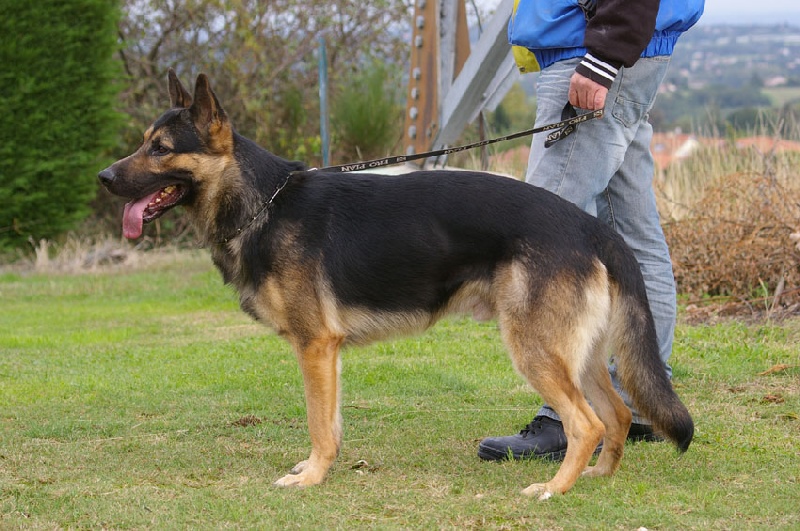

{"left": 98, "top": 168, "right": 115, "bottom": 187}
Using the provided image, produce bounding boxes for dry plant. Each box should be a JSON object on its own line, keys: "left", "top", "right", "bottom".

{"left": 6, "top": 234, "right": 196, "bottom": 275}
{"left": 661, "top": 142, "right": 800, "bottom": 318}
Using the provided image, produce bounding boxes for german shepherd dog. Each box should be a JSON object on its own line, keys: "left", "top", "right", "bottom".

{"left": 98, "top": 70, "right": 693, "bottom": 499}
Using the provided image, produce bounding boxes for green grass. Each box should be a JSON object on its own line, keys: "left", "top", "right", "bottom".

{"left": 1, "top": 253, "right": 799, "bottom": 529}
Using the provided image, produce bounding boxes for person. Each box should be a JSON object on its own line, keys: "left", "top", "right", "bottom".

{"left": 478, "top": 0, "right": 705, "bottom": 461}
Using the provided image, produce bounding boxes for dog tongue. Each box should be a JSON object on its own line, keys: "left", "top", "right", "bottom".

{"left": 122, "top": 191, "right": 160, "bottom": 239}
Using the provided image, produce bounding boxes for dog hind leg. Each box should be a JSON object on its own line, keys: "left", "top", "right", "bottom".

{"left": 519, "top": 360, "right": 605, "bottom": 500}
{"left": 275, "top": 333, "right": 344, "bottom": 487}
{"left": 500, "top": 317, "right": 605, "bottom": 500}
{"left": 580, "top": 340, "right": 632, "bottom": 478}
{"left": 497, "top": 262, "right": 610, "bottom": 499}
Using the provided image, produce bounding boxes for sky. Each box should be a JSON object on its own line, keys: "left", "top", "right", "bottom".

{"left": 693, "top": 0, "right": 799, "bottom": 24}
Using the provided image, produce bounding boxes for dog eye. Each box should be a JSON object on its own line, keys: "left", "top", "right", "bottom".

{"left": 151, "top": 143, "right": 171, "bottom": 156}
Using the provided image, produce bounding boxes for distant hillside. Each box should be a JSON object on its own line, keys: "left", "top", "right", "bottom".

{"left": 648, "top": 24, "right": 800, "bottom": 131}
{"left": 666, "top": 23, "right": 800, "bottom": 89}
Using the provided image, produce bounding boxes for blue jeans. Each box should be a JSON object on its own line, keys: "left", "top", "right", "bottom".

{"left": 526, "top": 56, "right": 676, "bottom": 425}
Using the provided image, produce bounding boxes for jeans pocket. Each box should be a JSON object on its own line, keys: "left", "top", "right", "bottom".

{"left": 611, "top": 96, "right": 649, "bottom": 128}
{"left": 609, "top": 56, "right": 670, "bottom": 127}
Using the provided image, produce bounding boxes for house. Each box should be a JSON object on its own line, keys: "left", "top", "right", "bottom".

{"left": 733, "top": 136, "right": 800, "bottom": 154}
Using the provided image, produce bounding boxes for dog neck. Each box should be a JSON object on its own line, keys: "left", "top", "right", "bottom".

{"left": 208, "top": 132, "right": 306, "bottom": 247}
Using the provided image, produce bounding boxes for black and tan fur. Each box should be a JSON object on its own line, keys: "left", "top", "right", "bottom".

{"left": 98, "top": 71, "right": 693, "bottom": 499}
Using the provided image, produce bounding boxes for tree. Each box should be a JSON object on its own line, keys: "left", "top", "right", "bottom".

{"left": 0, "top": 0, "right": 121, "bottom": 250}
{"left": 489, "top": 82, "right": 534, "bottom": 135}
{"left": 116, "top": 0, "right": 412, "bottom": 164}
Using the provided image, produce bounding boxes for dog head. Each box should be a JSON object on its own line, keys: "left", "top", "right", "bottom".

{"left": 98, "top": 70, "right": 235, "bottom": 239}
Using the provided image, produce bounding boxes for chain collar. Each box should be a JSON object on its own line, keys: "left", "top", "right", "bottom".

{"left": 218, "top": 171, "right": 294, "bottom": 245}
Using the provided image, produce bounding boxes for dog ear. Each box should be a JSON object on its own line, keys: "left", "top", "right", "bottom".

{"left": 190, "top": 74, "right": 228, "bottom": 130}
{"left": 190, "top": 74, "right": 232, "bottom": 151}
{"left": 168, "top": 68, "right": 193, "bottom": 108}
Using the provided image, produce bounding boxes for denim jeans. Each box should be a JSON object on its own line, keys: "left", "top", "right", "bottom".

{"left": 526, "top": 56, "right": 676, "bottom": 425}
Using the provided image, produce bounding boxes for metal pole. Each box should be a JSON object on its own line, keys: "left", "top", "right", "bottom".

{"left": 318, "top": 35, "right": 330, "bottom": 167}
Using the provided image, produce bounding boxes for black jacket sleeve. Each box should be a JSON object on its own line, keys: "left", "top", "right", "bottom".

{"left": 575, "top": 0, "right": 660, "bottom": 88}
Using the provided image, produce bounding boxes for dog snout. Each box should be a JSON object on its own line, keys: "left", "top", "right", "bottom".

{"left": 98, "top": 168, "right": 115, "bottom": 188}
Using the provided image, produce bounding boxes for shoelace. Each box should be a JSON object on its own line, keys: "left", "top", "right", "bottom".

{"left": 519, "top": 418, "right": 546, "bottom": 438}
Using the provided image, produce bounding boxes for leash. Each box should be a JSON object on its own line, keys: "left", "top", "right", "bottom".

{"left": 315, "top": 104, "right": 603, "bottom": 173}
{"left": 219, "top": 104, "right": 604, "bottom": 244}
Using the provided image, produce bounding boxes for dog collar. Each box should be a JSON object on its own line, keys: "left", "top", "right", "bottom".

{"left": 219, "top": 172, "right": 293, "bottom": 245}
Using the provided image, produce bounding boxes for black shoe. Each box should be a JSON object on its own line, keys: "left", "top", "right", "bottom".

{"left": 627, "top": 422, "right": 664, "bottom": 443}
{"left": 478, "top": 417, "right": 661, "bottom": 462}
{"left": 478, "top": 416, "right": 577, "bottom": 461}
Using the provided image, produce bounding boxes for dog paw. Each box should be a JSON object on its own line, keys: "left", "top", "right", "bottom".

{"left": 274, "top": 473, "right": 306, "bottom": 488}
{"left": 274, "top": 470, "right": 321, "bottom": 488}
{"left": 273, "top": 461, "right": 326, "bottom": 488}
{"left": 289, "top": 460, "right": 309, "bottom": 475}
{"left": 582, "top": 462, "right": 617, "bottom": 478}
{"left": 521, "top": 483, "right": 555, "bottom": 501}
{"left": 582, "top": 465, "right": 602, "bottom": 477}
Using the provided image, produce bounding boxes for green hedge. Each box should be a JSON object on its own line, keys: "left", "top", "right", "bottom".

{"left": 0, "top": 0, "right": 121, "bottom": 250}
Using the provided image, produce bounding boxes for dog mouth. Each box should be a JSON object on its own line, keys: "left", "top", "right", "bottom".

{"left": 122, "top": 184, "right": 187, "bottom": 239}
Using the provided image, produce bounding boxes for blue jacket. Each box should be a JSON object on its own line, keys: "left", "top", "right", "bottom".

{"left": 509, "top": 0, "right": 705, "bottom": 80}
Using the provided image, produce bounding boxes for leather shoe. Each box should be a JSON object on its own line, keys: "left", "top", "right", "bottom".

{"left": 627, "top": 422, "right": 664, "bottom": 443}
{"left": 478, "top": 416, "right": 580, "bottom": 461}
{"left": 478, "top": 416, "right": 661, "bottom": 462}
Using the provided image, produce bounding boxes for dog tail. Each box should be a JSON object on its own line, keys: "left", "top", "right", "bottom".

{"left": 601, "top": 236, "right": 694, "bottom": 453}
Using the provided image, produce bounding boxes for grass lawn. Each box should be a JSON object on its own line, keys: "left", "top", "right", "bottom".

{"left": 1, "top": 252, "right": 798, "bottom": 529}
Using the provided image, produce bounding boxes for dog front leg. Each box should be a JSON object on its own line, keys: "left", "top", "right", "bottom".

{"left": 275, "top": 334, "right": 344, "bottom": 488}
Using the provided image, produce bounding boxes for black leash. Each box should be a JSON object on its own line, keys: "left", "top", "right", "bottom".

{"left": 315, "top": 104, "right": 603, "bottom": 173}
{"left": 219, "top": 104, "right": 604, "bottom": 244}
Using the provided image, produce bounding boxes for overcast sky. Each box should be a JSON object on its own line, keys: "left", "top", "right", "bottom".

{"left": 690, "top": 0, "right": 798, "bottom": 24}
{"left": 706, "top": 0, "right": 797, "bottom": 9}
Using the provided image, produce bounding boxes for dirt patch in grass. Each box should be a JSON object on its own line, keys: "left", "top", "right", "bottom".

{"left": 230, "top": 415, "right": 263, "bottom": 428}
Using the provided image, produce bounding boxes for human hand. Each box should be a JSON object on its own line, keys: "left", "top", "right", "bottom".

{"left": 568, "top": 72, "right": 608, "bottom": 110}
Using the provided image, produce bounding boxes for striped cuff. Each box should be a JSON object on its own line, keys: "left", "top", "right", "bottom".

{"left": 574, "top": 53, "right": 620, "bottom": 89}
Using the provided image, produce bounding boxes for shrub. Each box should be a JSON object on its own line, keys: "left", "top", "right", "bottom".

{"left": 662, "top": 147, "right": 800, "bottom": 312}
{"left": 331, "top": 59, "right": 403, "bottom": 162}
{"left": 0, "top": 0, "right": 121, "bottom": 250}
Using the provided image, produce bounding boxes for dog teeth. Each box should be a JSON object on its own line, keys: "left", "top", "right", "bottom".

{"left": 147, "top": 186, "right": 179, "bottom": 208}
